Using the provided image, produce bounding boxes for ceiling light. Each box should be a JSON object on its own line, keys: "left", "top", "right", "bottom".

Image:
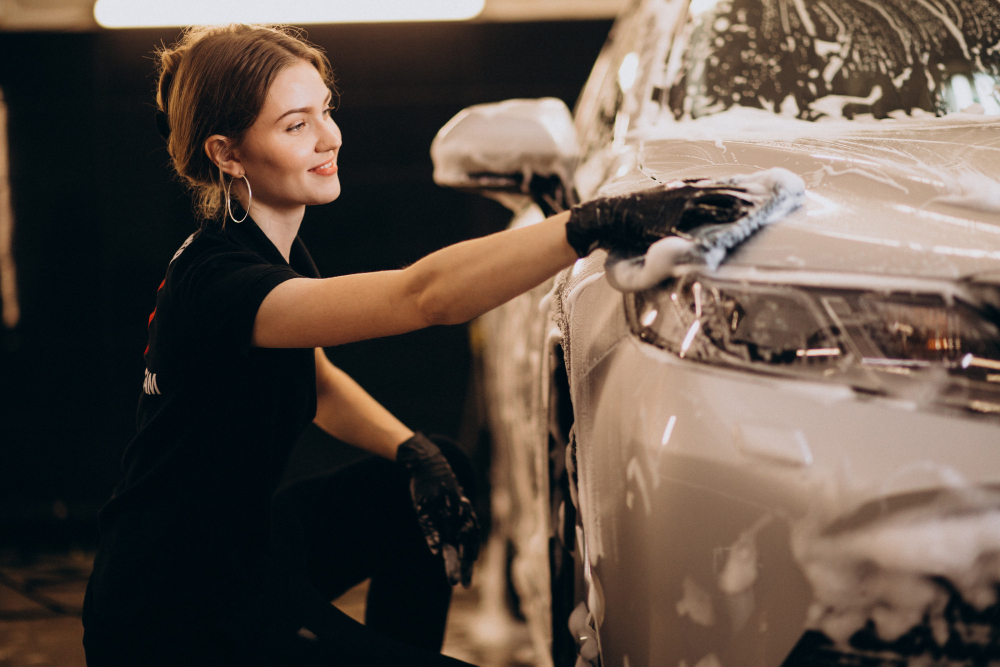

{"left": 94, "top": 0, "right": 485, "bottom": 28}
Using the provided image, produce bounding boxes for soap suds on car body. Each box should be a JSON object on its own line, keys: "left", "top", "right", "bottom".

{"left": 791, "top": 486, "right": 1000, "bottom": 661}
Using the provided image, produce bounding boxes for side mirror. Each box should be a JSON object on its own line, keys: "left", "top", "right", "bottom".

{"left": 431, "top": 98, "right": 579, "bottom": 215}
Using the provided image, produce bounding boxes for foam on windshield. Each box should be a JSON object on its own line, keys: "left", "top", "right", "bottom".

{"left": 659, "top": 0, "right": 1000, "bottom": 119}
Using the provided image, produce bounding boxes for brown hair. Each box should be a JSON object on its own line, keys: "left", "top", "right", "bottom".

{"left": 155, "top": 24, "right": 336, "bottom": 222}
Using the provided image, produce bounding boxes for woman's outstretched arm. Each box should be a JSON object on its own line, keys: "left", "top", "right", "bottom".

{"left": 251, "top": 211, "right": 576, "bottom": 348}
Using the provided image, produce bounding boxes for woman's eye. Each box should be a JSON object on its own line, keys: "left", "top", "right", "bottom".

{"left": 323, "top": 107, "right": 334, "bottom": 117}
{"left": 288, "top": 121, "right": 305, "bottom": 132}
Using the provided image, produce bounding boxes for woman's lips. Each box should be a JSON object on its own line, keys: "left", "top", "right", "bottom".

{"left": 310, "top": 160, "right": 338, "bottom": 176}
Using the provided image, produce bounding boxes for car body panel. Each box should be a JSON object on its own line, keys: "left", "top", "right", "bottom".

{"left": 482, "top": 117, "right": 1000, "bottom": 667}
{"left": 565, "top": 272, "right": 1000, "bottom": 665}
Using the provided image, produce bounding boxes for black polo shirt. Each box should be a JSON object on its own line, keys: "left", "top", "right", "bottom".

{"left": 85, "top": 218, "right": 320, "bottom": 634}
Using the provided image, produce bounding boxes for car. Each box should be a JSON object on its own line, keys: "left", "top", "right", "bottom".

{"left": 431, "top": 0, "right": 1000, "bottom": 666}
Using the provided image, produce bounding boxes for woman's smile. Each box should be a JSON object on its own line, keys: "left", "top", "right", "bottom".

{"left": 309, "top": 158, "right": 338, "bottom": 176}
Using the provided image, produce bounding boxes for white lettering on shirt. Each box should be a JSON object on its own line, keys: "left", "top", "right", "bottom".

{"left": 143, "top": 368, "right": 160, "bottom": 395}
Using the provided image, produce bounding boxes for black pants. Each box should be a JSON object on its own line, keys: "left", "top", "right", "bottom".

{"left": 84, "top": 448, "right": 476, "bottom": 667}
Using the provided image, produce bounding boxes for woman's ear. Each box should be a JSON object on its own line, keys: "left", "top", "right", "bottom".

{"left": 204, "top": 135, "right": 243, "bottom": 177}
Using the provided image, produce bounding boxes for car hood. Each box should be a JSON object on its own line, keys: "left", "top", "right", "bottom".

{"left": 607, "top": 114, "right": 1000, "bottom": 281}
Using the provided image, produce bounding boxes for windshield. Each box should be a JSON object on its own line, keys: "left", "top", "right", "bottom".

{"left": 660, "top": 0, "right": 1000, "bottom": 119}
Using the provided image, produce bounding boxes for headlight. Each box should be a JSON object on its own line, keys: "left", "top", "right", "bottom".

{"left": 625, "top": 273, "right": 1000, "bottom": 414}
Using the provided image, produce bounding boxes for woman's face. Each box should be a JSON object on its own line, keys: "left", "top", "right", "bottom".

{"left": 234, "top": 59, "right": 342, "bottom": 212}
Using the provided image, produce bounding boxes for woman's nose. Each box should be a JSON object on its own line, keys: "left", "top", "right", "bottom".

{"left": 321, "top": 119, "right": 342, "bottom": 152}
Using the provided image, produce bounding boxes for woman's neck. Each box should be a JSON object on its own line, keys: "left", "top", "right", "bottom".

{"left": 245, "top": 200, "right": 305, "bottom": 263}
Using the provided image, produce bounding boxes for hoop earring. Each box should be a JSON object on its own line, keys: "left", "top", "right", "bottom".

{"left": 225, "top": 174, "right": 252, "bottom": 224}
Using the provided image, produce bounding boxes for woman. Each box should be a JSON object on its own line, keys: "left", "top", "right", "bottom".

{"left": 82, "top": 23, "right": 665, "bottom": 667}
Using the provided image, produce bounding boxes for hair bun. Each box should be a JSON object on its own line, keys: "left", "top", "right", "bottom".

{"left": 156, "top": 48, "right": 183, "bottom": 114}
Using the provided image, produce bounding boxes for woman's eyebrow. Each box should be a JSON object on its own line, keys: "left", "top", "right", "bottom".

{"left": 275, "top": 91, "right": 334, "bottom": 123}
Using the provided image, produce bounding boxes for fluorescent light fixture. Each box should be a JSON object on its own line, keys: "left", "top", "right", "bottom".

{"left": 94, "top": 0, "right": 485, "bottom": 28}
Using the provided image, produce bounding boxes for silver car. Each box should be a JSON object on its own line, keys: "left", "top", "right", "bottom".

{"left": 432, "top": 0, "right": 1000, "bottom": 665}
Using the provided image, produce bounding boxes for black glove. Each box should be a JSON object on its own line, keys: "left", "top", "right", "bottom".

{"left": 396, "top": 433, "right": 481, "bottom": 587}
{"left": 564, "top": 181, "right": 757, "bottom": 258}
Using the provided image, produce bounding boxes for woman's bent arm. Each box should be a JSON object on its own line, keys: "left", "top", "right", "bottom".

{"left": 251, "top": 211, "right": 576, "bottom": 348}
{"left": 311, "top": 348, "right": 413, "bottom": 459}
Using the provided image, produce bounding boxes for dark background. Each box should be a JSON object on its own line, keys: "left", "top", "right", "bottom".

{"left": 0, "top": 20, "right": 612, "bottom": 550}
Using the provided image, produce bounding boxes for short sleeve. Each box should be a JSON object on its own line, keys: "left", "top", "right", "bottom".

{"left": 173, "top": 246, "right": 302, "bottom": 355}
